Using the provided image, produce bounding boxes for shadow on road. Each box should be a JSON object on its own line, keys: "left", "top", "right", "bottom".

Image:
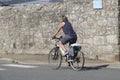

{"left": 56, "top": 64, "right": 109, "bottom": 71}
{"left": 82, "top": 64, "right": 109, "bottom": 71}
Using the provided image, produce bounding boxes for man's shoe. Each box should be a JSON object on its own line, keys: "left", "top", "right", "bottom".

{"left": 67, "top": 55, "right": 73, "bottom": 62}
{"left": 63, "top": 51, "right": 69, "bottom": 57}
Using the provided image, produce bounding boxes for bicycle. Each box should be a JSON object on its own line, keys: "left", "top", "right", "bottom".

{"left": 48, "top": 36, "right": 85, "bottom": 71}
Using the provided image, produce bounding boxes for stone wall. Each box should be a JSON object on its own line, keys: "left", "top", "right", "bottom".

{"left": 118, "top": 0, "right": 120, "bottom": 61}
{"left": 0, "top": 0, "right": 119, "bottom": 61}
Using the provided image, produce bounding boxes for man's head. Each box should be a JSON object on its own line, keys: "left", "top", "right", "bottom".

{"left": 61, "top": 15, "right": 68, "bottom": 22}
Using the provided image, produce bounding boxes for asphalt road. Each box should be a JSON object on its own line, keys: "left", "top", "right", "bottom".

{"left": 0, "top": 61, "right": 120, "bottom": 80}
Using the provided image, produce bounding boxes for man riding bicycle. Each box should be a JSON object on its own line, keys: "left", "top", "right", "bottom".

{"left": 52, "top": 15, "right": 77, "bottom": 56}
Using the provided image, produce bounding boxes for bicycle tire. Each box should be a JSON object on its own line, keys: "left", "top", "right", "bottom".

{"left": 48, "top": 47, "right": 62, "bottom": 70}
{"left": 70, "top": 51, "right": 85, "bottom": 71}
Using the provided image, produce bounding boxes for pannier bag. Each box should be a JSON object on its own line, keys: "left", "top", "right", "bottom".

{"left": 68, "top": 43, "right": 81, "bottom": 57}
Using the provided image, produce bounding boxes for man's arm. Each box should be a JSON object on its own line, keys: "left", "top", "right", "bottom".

{"left": 52, "top": 22, "right": 65, "bottom": 38}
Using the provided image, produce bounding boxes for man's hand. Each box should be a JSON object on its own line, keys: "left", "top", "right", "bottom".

{"left": 52, "top": 35, "right": 56, "bottom": 39}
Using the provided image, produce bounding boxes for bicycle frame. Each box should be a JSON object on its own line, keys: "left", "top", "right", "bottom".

{"left": 53, "top": 36, "right": 65, "bottom": 56}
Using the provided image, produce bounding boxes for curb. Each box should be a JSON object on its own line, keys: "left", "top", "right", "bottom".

{"left": 0, "top": 58, "right": 120, "bottom": 69}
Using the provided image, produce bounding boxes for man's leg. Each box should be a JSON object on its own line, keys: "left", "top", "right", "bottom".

{"left": 59, "top": 35, "right": 71, "bottom": 56}
{"left": 58, "top": 41, "right": 67, "bottom": 53}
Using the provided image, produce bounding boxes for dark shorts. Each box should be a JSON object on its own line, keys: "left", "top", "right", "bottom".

{"left": 60, "top": 35, "right": 77, "bottom": 45}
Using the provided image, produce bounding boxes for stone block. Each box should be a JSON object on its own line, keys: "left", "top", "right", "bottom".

{"left": 93, "top": 36, "right": 106, "bottom": 45}
{"left": 106, "top": 35, "right": 118, "bottom": 44}
{"left": 95, "top": 45, "right": 114, "bottom": 54}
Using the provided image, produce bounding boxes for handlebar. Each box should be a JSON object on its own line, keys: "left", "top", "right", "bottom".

{"left": 52, "top": 37, "right": 60, "bottom": 40}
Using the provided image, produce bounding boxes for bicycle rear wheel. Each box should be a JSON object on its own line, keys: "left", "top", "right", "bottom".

{"left": 48, "top": 47, "right": 62, "bottom": 70}
{"left": 70, "top": 51, "right": 85, "bottom": 71}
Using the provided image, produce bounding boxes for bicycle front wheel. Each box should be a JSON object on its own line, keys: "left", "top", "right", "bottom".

{"left": 48, "top": 47, "right": 62, "bottom": 70}
{"left": 70, "top": 51, "right": 85, "bottom": 71}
